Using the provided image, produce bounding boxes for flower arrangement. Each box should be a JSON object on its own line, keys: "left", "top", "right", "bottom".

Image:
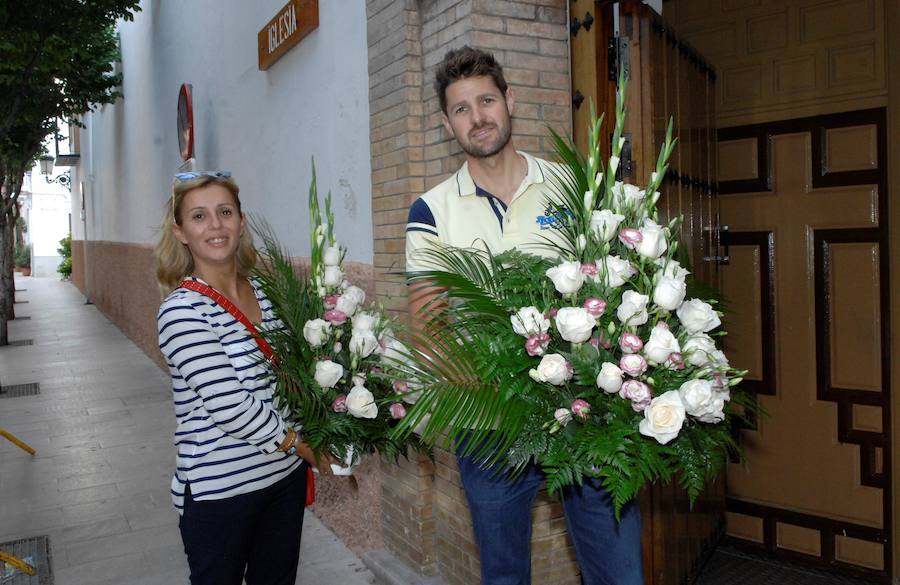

{"left": 254, "top": 162, "right": 421, "bottom": 469}
{"left": 390, "top": 80, "right": 756, "bottom": 514}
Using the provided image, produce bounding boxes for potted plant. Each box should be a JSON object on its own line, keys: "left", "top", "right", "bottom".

{"left": 57, "top": 235, "right": 72, "bottom": 279}
{"left": 14, "top": 243, "right": 31, "bottom": 276}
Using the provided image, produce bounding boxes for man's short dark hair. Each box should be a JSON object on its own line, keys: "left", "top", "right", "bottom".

{"left": 434, "top": 46, "right": 508, "bottom": 114}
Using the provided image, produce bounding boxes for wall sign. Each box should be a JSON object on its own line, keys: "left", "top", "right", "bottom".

{"left": 257, "top": 0, "right": 318, "bottom": 71}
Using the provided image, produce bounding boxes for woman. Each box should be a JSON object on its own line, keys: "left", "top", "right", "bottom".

{"left": 155, "top": 171, "right": 331, "bottom": 585}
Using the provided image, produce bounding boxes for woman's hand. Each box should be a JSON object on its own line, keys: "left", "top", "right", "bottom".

{"left": 295, "top": 441, "right": 341, "bottom": 476}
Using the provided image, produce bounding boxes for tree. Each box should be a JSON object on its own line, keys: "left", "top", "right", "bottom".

{"left": 0, "top": 0, "right": 141, "bottom": 344}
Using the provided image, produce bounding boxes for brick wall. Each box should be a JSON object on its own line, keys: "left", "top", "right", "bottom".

{"left": 366, "top": 1, "right": 578, "bottom": 583}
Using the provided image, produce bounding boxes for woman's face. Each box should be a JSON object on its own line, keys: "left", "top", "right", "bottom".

{"left": 172, "top": 183, "right": 244, "bottom": 271}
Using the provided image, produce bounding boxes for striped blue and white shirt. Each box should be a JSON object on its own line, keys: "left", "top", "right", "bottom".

{"left": 158, "top": 276, "right": 301, "bottom": 513}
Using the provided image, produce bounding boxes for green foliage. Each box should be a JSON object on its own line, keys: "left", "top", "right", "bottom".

{"left": 13, "top": 242, "right": 29, "bottom": 268}
{"left": 57, "top": 234, "right": 72, "bottom": 279}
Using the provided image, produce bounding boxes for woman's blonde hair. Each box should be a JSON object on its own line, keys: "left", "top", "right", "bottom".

{"left": 154, "top": 174, "right": 258, "bottom": 296}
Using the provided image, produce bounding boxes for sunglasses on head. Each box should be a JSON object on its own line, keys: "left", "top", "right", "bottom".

{"left": 174, "top": 171, "right": 232, "bottom": 181}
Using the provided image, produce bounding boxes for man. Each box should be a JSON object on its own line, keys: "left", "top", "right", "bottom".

{"left": 405, "top": 46, "right": 643, "bottom": 585}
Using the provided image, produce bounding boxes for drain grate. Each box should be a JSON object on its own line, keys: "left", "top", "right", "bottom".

{"left": 6, "top": 340, "right": 33, "bottom": 347}
{"left": 13, "top": 316, "right": 30, "bottom": 321}
{"left": 0, "top": 383, "right": 40, "bottom": 398}
{"left": 0, "top": 534, "right": 53, "bottom": 584}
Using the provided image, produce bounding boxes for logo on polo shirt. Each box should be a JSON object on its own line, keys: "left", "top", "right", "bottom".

{"left": 536, "top": 204, "right": 573, "bottom": 230}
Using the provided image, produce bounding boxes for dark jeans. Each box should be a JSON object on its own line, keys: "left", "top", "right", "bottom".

{"left": 456, "top": 441, "right": 643, "bottom": 585}
{"left": 179, "top": 463, "right": 307, "bottom": 585}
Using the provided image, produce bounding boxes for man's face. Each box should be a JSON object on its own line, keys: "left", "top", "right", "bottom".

{"left": 441, "top": 75, "right": 514, "bottom": 158}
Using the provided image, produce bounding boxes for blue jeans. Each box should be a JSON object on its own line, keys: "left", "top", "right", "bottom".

{"left": 179, "top": 463, "right": 307, "bottom": 585}
{"left": 456, "top": 442, "right": 643, "bottom": 585}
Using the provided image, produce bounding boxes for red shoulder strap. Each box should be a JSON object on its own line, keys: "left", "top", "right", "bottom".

{"left": 178, "top": 279, "right": 277, "bottom": 364}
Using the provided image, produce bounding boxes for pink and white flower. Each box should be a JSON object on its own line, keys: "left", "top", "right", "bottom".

{"left": 571, "top": 399, "right": 591, "bottom": 419}
{"left": 389, "top": 403, "right": 407, "bottom": 419}
{"left": 583, "top": 297, "right": 607, "bottom": 317}
{"left": 618, "top": 227, "right": 643, "bottom": 249}
{"left": 324, "top": 309, "right": 348, "bottom": 325}
{"left": 620, "top": 353, "right": 648, "bottom": 377}
{"left": 619, "top": 332, "right": 643, "bottom": 354}
{"left": 619, "top": 380, "right": 652, "bottom": 412}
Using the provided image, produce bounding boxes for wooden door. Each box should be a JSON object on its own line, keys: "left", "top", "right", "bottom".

{"left": 652, "top": 0, "right": 895, "bottom": 580}
{"left": 571, "top": 3, "right": 723, "bottom": 584}
{"left": 718, "top": 108, "right": 892, "bottom": 583}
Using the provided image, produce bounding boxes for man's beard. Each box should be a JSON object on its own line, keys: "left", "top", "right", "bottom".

{"left": 461, "top": 120, "right": 512, "bottom": 158}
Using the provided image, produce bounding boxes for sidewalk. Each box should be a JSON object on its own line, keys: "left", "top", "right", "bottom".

{"left": 0, "top": 276, "right": 375, "bottom": 585}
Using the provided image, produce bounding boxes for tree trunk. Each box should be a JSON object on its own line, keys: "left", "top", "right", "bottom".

{"left": 0, "top": 209, "right": 14, "bottom": 345}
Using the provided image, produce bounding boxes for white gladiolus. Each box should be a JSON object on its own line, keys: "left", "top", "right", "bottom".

{"left": 511, "top": 306, "right": 550, "bottom": 338}
{"left": 314, "top": 360, "right": 344, "bottom": 389}
{"left": 609, "top": 155, "right": 620, "bottom": 176}
{"left": 322, "top": 246, "right": 342, "bottom": 266}
{"left": 583, "top": 190, "right": 594, "bottom": 212}
{"left": 322, "top": 266, "right": 344, "bottom": 287}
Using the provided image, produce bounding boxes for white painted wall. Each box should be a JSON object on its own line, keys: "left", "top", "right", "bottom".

{"left": 23, "top": 167, "right": 71, "bottom": 277}
{"left": 79, "top": 0, "right": 373, "bottom": 262}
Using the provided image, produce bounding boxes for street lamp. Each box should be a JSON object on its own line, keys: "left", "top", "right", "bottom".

{"left": 39, "top": 154, "right": 71, "bottom": 191}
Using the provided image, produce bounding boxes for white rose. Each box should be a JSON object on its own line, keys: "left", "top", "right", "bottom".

{"left": 612, "top": 181, "right": 645, "bottom": 211}
{"left": 335, "top": 285, "right": 366, "bottom": 317}
{"left": 655, "top": 258, "right": 689, "bottom": 280}
{"left": 346, "top": 384, "right": 378, "bottom": 419}
{"left": 616, "top": 290, "right": 649, "bottom": 326}
{"left": 335, "top": 295, "right": 359, "bottom": 317}
{"left": 545, "top": 261, "right": 585, "bottom": 294}
{"left": 303, "top": 319, "right": 331, "bottom": 348}
{"left": 710, "top": 350, "right": 730, "bottom": 367}
{"left": 676, "top": 299, "right": 722, "bottom": 334}
{"left": 598, "top": 255, "right": 636, "bottom": 288}
{"left": 323, "top": 265, "right": 344, "bottom": 287}
{"left": 314, "top": 360, "right": 344, "bottom": 389}
{"left": 679, "top": 379, "right": 726, "bottom": 423}
{"left": 590, "top": 209, "right": 625, "bottom": 242}
{"left": 554, "top": 307, "right": 596, "bottom": 343}
{"left": 635, "top": 220, "right": 668, "bottom": 259}
{"left": 596, "top": 362, "right": 624, "bottom": 394}
{"left": 322, "top": 245, "right": 342, "bottom": 266}
{"left": 643, "top": 323, "right": 681, "bottom": 365}
{"left": 352, "top": 311, "right": 378, "bottom": 334}
{"left": 511, "top": 306, "right": 551, "bottom": 338}
{"left": 349, "top": 330, "right": 379, "bottom": 358}
{"left": 653, "top": 274, "right": 686, "bottom": 311}
{"left": 639, "top": 390, "right": 686, "bottom": 444}
{"left": 682, "top": 334, "right": 718, "bottom": 367}
{"left": 529, "top": 354, "right": 572, "bottom": 386}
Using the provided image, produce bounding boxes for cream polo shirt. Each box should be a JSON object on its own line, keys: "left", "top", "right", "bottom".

{"left": 406, "top": 151, "right": 569, "bottom": 271}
